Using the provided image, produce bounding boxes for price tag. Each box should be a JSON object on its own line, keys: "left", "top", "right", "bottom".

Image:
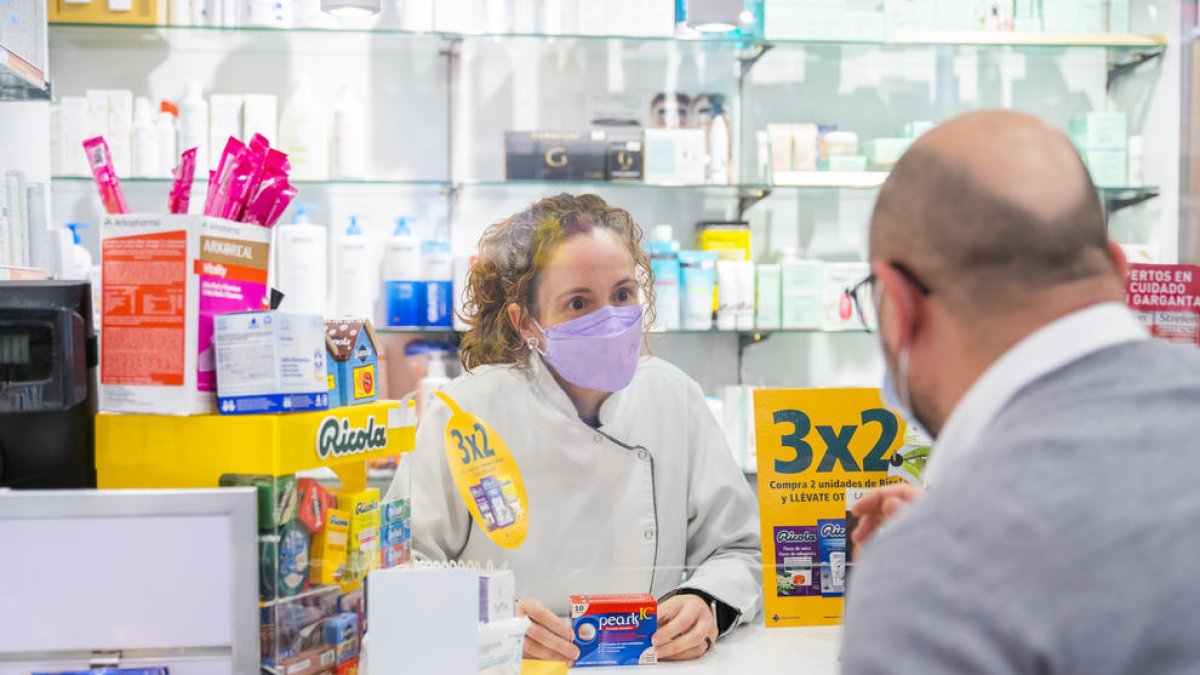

{"left": 435, "top": 390, "right": 529, "bottom": 550}
{"left": 753, "top": 388, "right": 910, "bottom": 627}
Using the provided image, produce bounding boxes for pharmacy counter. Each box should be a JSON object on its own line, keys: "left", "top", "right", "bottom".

{"left": 591, "top": 624, "right": 842, "bottom": 674}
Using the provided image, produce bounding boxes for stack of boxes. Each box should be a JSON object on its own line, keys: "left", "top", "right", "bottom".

{"left": 1070, "top": 112, "right": 1127, "bottom": 189}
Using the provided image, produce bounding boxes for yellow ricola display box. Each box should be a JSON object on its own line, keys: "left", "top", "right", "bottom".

{"left": 337, "top": 488, "right": 380, "bottom": 583}
{"left": 310, "top": 508, "right": 351, "bottom": 586}
{"left": 95, "top": 400, "right": 415, "bottom": 493}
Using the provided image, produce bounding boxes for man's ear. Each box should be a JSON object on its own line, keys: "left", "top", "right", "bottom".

{"left": 873, "top": 260, "right": 922, "bottom": 350}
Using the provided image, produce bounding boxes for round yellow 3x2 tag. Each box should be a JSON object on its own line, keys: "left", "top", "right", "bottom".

{"left": 434, "top": 390, "right": 530, "bottom": 550}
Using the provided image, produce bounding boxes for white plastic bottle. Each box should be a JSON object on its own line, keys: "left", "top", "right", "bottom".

{"left": 279, "top": 76, "right": 329, "bottom": 181}
{"left": 156, "top": 110, "right": 178, "bottom": 178}
{"left": 420, "top": 239, "right": 453, "bottom": 328}
{"left": 274, "top": 204, "right": 328, "bottom": 317}
{"left": 334, "top": 216, "right": 374, "bottom": 318}
{"left": 169, "top": 0, "right": 191, "bottom": 24}
{"left": 64, "top": 223, "right": 92, "bottom": 280}
{"left": 383, "top": 217, "right": 421, "bottom": 328}
{"left": 707, "top": 113, "right": 730, "bottom": 184}
{"left": 178, "top": 81, "right": 209, "bottom": 174}
{"left": 331, "top": 86, "right": 367, "bottom": 180}
{"left": 417, "top": 348, "right": 452, "bottom": 419}
{"left": 131, "top": 97, "right": 159, "bottom": 179}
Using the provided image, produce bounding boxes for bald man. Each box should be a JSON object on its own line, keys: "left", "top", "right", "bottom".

{"left": 840, "top": 110, "right": 1200, "bottom": 674}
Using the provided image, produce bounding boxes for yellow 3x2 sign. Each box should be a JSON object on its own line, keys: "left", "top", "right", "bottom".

{"left": 753, "top": 388, "right": 910, "bottom": 627}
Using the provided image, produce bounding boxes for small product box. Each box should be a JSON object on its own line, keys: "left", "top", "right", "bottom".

{"left": 279, "top": 646, "right": 337, "bottom": 675}
{"left": 338, "top": 488, "right": 380, "bottom": 583}
{"left": 817, "top": 519, "right": 847, "bottom": 598}
{"left": 218, "top": 473, "right": 298, "bottom": 531}
{"left": 100, "top": 214, "right": 272, "bottom": 415}
{"left": 324, "top": 611, "right": 360, "bottom": 664}
{"left": 325, "top": 319, "right": 381, "bottom": 408}
{"left": 215, "top": 311, "right": 330, "bottom": 415}
{"left": 570, "top": 594, "right": 657, "bottom": 667}
{"left": 479, "top": 569, "right": 516, "bottom": 623}
{"left": 380, "top": 497, "right": 412, "bottom": 569}
{"left": 823, "top": 262, "right": 871, "bottom": 331}
{"left": 644, "top": 129, "right": 706, "bottom": 184}
{"left": 310, "top": 508, "right": 351, "bottom": 586}
{"left": 505, "top": 131, "right": 608, "bottom": 180}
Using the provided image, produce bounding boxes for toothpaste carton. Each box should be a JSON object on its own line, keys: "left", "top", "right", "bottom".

{"left": 215, "top": 311, "right": 329, "bottom": 415}
{"left": 569, "top": 594, "right": 657, "bottom": 667}
{"left": 100, "top": 214, "right": 271, "bottom": 415}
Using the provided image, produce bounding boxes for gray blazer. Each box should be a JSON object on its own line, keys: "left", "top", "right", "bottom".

{"left": 841, "top": 339, "right": 1200, "bottom": 674}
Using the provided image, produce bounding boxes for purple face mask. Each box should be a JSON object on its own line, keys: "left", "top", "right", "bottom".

{"left": 530, "top": 304, "right": 644, "bottom": 393}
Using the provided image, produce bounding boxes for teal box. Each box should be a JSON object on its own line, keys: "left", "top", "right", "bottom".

{"left": 1069, "top": 112, "right": 1127, "bottom": 151}
{"left": 865, "top": 138, "right": 912, "bottom": 166}
{"left": 324, "top": 319, "right": 381, "bottom": 408}
{"left": 828, "top": 155, "right": 868, "bottom": 171}
{"left": 899, "top": 120, "right": 935, "bottom": 139}
{"left": 1082, "top": 149, "right": 1127, "bottom": 188}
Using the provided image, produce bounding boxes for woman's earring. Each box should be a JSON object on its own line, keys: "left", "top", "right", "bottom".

{"left": 526, "top": 336, "right": 539, "bottom": 351}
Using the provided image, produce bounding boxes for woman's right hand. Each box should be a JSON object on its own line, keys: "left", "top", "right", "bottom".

{"left": 517, "top": 599, "right": 580, "bottom": 664}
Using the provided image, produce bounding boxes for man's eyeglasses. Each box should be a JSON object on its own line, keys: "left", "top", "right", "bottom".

{"left": 845, "top": 262, "right": 932, "bottom": 333}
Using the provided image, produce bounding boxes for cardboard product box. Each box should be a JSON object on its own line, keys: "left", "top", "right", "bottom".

{"left": 1081, "top": 149, "right": 1127, "bottom": 189}
{"left": 325, "top": 319, "right": 381, "bottom": 408}
{"left": 823, "top": 262, "right": 871, "bottom": 331}
{"left": 338, "top": 488, "right": 380, "bottom": 583}
{"left": 504, "top": 131, "right": 608, "bottom": 181}
{"left": 570, "top": 594, "right": 657, "bottom": 667}
{"left": 607, "top": 138, "right": 644, "bottom": 181}
{"left": 49, "top": 0, "right": 158, "bottom": 26}
{"left": 100, "top": 214, "right": 272, "bottom": 415}
{"left": 280, "top": 646, "right": 337, "bottom": 675}
{"left": 643, "top": 129, "right": 706, "bottom": 184}
{"left": 215, "top": 311, "right": 330, "bottom": 415}
{"left": 1069, "top": 112, "right": 1128, "bottom": 152}
{"left": 310, "top": 508, "right": 351, "bottom": 586}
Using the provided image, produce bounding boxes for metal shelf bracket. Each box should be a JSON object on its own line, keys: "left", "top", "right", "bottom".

{"left": 1107, "top": 47, "right": 1164, "bottom": 89}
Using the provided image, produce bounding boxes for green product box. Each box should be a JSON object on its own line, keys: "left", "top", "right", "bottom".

{"left": 899, "top": 120, "right": 935, "bottom": 139}
{"left": 756, "top": 264, "right": 782, "bottom": 330}
{"left": 220, "top": 473, "right": 298, "bottom": 531}
{"left": 1041, "top": 0, "right": 1079, "bottom": 32}
{"left": 828, "top": 155, "right": 868, "bottom": 172}
{"left": 1069, "top": 112, "right": 1127, "bottom": 151}
{"left": 781, "top": 259, "right": 825, "bottom": 330}
{"left": 1109, "top": 0, "right": 1130, "bottom": 33}
{"left": 1082, "top": 149, "right": 1127, "bottom": 188}
{"left": 865, "top": 138, "right": 912, "bottom": 166}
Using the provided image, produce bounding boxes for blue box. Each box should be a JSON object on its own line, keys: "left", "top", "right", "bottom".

{"left": 817, "top": 519, "right": 847, "bottom": 598}
{"left": 215, "top": 311, "right": 330, "bottom": 415}
{"left": 570, "top": 594, "right": 657, "bottom": 667}
{"left": 323, "top": 611, "right": 359, "bottom": 664}
{"left": 325, "top": 319, "right": 381, "bottom": 408}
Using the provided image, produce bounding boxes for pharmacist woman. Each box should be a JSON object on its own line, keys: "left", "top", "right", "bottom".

{"left": 388, "top": 194, "right": 762, "bottom": 664}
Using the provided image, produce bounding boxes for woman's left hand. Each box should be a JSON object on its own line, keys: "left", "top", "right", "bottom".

{"left": 651, "top": 593, "right": 718, "bottom": 662}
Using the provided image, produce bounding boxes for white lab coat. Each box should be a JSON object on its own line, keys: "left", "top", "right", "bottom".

{"left": 389, "top": 353, "right": 763, "bottom": 628}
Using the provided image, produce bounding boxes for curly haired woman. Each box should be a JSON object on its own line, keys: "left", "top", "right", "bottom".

{"left": 390, "top": 194, "right": 761, "bottom": 664}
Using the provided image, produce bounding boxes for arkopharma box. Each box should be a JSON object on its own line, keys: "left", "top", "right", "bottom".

{"left": 100, "top": 214, "right": 271, "bottom": 415}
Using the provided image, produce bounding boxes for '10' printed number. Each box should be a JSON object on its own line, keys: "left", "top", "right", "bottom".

{"left": 773, "top": 408, "right": 898, "bottom": 474}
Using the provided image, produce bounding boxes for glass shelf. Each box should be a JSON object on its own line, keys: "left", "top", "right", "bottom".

{"left": 376, "top": 326, "right": 868, "bottom": 336}
{"left": 0, "top": 47, "right": 49, "bottom": 102}
{"left": 48, "top": 21, "right": 1166, "bottom": 52}
{"left": 51, "top": 175, "right": 1160, "bottom": 207}
{"left": 51, "top": 175, "right": 449, "bottom": 188}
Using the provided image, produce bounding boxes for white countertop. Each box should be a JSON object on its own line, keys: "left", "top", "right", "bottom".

{"left": 588, "top": 624, "right": 842, "bottom": 674}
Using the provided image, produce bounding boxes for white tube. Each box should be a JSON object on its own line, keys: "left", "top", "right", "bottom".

{"left": 734, "top": 261, "right": 756, "bottom": 330}
{"left": 716, "top": 260, "right": 739, "bottom": 331}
